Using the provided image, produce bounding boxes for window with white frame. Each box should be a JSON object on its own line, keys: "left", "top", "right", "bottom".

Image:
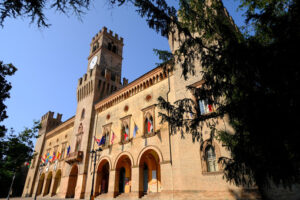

{"left": 120, "top": 115, "right": 131, "bottom": 143}
{"left": 142, "top": 105, "right": 156, "bottom": 137}
{"left": 144, "top": 114, "right": 154, "bottom": 134}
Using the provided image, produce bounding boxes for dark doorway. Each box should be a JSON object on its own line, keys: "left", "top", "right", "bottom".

{"left": 66, "top": 165, "right": 78, "bottom": 198}
{"left": 101, "top": 162, "right": 109, "bottom": 194}
{"left": 119, "top": 167, "right": 125, "bottom": 193}
{"left": 143, "top": 164, "right": 148, "bottom": 194}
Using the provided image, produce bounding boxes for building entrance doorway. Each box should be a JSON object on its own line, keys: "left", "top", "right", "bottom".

{"left": 143, "top": 164, "right": 148, "bottom": 194}
{"left": 43, "top": 172, "right": 52, "bottom": 196}
{"left": 36, "top": 173, "right": 45, "bottom": 196}
{"left": 119, "top": 167, "right": 125, "bottom": 193}
{"left": 95, "top": 160, "right": 110, "bottom": 196}
{"left": 114, "top": 155, "right": 132, "bottom": 197}
{"left": 139, "top": 149, "right": 161, "bottom": 197}
{"left": 51, "top": 170, "right": 61, "bottom": 196}
{"left": 66, "top": 165, "right": 78, "bottom": 198}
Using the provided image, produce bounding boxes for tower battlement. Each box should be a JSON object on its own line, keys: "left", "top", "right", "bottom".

{"left": 91, "top": 26, "right": 124, "bottom": 45}
{"left": 41, "top": 111, "right": 62, "bottom": 122}
{"left": 41, "top": 111, "right": 62, "bottom": 132}
{"left": 77, "top": 68, "right": 95, "bottom": 87}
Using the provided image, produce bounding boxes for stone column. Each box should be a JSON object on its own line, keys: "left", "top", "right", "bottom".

{"left": 32, "top": 178, "right": 39, "bottom": 196}
{"left": 75, "top": 173, "right": 87, "bottom": 199}
{"left": 49, "top": 175, "right": 56, "bottom": 196}
{"left": 130, "top": 166, "right": 140, "bottom": 198}
{"left": 41, "top": 176, "right": 48, "bottom": 196}
{"left": 107, "top": 169, "right": 116, "bottom": 198}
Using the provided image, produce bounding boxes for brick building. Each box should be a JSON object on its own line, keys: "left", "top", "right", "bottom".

{"left": 22, "top": 27, "right": 259, "bottom": 200}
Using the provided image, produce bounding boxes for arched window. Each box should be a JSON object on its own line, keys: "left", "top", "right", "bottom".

{"left": 144, "top": 115, "right": 154, "bottom": 135}
{"left": 112, "top": 45, "right": 117, "bottom": 53}
{"left": 92, "top": 42, "right": 99, "bottom": 52}
{"left": 121, "top": 123, "right": 129, "bottom": 142}
{"left": 205, "top": 145, "right": 217, "bottom": 172}
{"left": 81, "top": 109, "right": 85, "bottom": 120}
{"left": 108, "top": 43, "right": 112, "bottom": 50}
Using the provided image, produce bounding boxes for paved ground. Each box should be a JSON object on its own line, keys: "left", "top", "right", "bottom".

{"left": 1, "top": 198, "right": 76, "bottom": 200}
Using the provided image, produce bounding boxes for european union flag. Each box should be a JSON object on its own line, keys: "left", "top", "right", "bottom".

{"left": 99, "top": 136, "right": 106, "bottom": 145}
{"left": 67, "top": 145, "right": 71, "bottom": 155}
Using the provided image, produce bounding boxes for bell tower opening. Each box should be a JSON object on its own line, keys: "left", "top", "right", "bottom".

{"left": 87, "top": 26, "right": 123, "bottom": 79}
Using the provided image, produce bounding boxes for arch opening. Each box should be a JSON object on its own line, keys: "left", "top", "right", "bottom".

{"left": 43, "top": 172, "right": 52, "bottom": 196}
{"left": 138, "top": 149, "right": 161, "bottom": 198}
{"left": 95, "top": 160, "right": 110, "bottom": 196}
{"left": 51, "top": 169, "right": 61, "bottom": 196}
{"left": 36, "top": 173, "right": 45, "bottom": 196}
{"left": 114, "top": 155, "right": 132, "bottom": 197}
{"left": 66, "top": 165, "right": 78, "bottom": 198}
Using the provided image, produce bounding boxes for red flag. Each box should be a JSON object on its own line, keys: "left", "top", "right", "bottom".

{"left": 111, "top": 132, "right": 115, "bottom": 144}
{"left": 51, "top": 155, "right": 55, "bottom": 162}
{"left": 124, "top": 132, "right": 128, "bottom": 140}
{"left": 25, "top": 161, "right": 30, "bottom": 168}
{"left": 147, "top": 119, "right": 153, "bottom": 133}
{"left": 208, "top": 104, "right": 213, "bottom": 112}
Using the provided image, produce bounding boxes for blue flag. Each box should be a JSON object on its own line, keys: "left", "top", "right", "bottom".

{"left": 67, "top": 145, "right": 71, "bottom": 155}
{"left": 133, "top": 124, "right": 138, "bottom": 138}
{"left": 99, "top": 136, "right": 106, "bottom": 145}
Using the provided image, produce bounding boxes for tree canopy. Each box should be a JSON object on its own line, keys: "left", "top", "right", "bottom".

{"left": 0, "top": 121, "right": 40, "bottom": 197}
{"left": 0, "top": 61, "right": 17, "bottom": 138}
{"left": 0, "top": 0, "right": 90, "bottom": 27}
{"left": 109, "top": 0, "right": 300, "bottom": 195}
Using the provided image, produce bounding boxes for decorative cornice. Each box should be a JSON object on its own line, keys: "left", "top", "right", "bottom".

{"left": 94, "top": 65, "right": 172, "bottom": 113}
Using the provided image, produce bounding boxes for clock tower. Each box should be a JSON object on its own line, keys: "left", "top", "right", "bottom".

{"left": 64, "top": 27, "right": 126, "bottom": 199}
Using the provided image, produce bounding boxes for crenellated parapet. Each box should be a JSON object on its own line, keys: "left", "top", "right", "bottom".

{"left": 77, "top": 66, "right": 125, "bottom": 102}
{"left": 88, "top": 26, "right": 124, "bottom": 60}
{"left": 77, "top": 69, "right": 95, "bottom": 102}
{"left": 41, "top": 111, "right": 62, "bottom": 133}
{"left": 91, "top": 26, "right": 124, "bottom": 45}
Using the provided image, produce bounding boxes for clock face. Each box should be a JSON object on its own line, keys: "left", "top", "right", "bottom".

{"left": 89, "top": 56, "right": 97, "bottom": 69}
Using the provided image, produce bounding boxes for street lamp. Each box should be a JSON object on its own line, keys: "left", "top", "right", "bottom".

{"left": 90, "top": 147, "right": 102, "bottom": 200}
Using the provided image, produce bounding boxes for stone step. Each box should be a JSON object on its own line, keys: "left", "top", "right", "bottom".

{"left": 141, "top": 192, "right": 160, "bottom": 200}
{"left": 115, "top": 193, "right": 134, "bottom": 200}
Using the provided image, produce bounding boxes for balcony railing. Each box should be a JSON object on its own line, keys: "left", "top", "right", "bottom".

{"left": 65, "top": 151, "right": 83, "bottom": 164}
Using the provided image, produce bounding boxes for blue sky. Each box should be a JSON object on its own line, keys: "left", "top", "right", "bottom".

{"left": 0, "top": 1, "right": 245, "bottom": 134}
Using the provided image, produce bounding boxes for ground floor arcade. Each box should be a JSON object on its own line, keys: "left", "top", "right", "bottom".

{"left": 34, "top": 148, "right": 165, "bottom": 199}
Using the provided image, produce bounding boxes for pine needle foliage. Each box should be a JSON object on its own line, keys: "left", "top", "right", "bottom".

{"left": 0, "top": 0, "right": 91, "bottom": 27}
{"left": 109, "top": 0, "right": 300, "bottom": 192}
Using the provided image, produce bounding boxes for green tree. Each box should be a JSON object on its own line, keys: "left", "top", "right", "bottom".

{"left": 0, "top": 61, "right": 17, "bottom": 138}
{"left": 109, "top": 0, "right": 300, "bottom": 196}
{"left": 0, "top": 0, "right": 90, "bottom": 27}
{"left": 0, "top": 121, "right": 40, "bottom": 197}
